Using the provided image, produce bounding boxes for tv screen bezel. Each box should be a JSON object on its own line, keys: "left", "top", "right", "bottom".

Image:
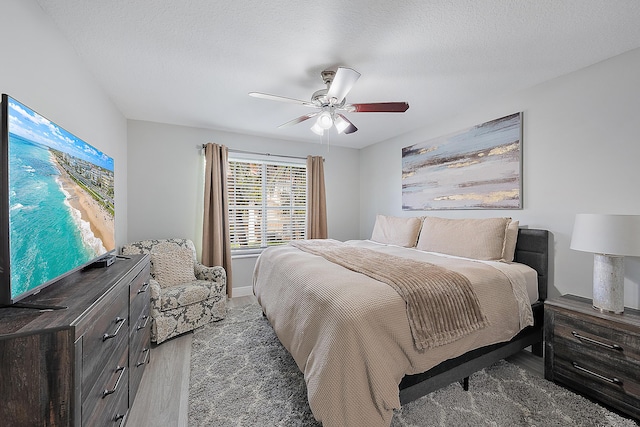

{"left": 0, "top": 93, "right": 115, "bottom": 306}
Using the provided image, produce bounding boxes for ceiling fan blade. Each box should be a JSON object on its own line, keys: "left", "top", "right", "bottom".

{"left": 335, "top": 114, "right": 358, "bottom": 134}
{"left": 347, "top": 102, "right": 409, "bottom": 113}
{"left": 278, "top": 112, "right": 318, "bottom": 128}
{"left": 249, "top": 92, "right": 316, "bottom": 107}
{"left": 326, "top": 67, "right": 361, "bottom": 104}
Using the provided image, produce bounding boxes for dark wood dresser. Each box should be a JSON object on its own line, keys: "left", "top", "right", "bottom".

{"left": 544, "top": 294, "right": 640, "bottom": 421}
{"left": 0, "top": 254, "right": 151, "bottom": 426}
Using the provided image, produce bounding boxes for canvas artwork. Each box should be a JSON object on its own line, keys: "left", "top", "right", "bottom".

{"left": 402, "top": 113, "right": 522, "bottom": 210}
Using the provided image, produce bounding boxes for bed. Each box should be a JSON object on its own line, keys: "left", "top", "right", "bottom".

{"left": 253, "top": 216, "right": 549, "bottom": 427}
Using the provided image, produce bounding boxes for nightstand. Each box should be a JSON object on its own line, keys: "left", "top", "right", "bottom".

{"left": 544, "top": 294, "right": 640, "bottom": 421}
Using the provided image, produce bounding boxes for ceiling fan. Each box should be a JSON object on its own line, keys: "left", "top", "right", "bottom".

{"left": 249, "top": 67, "right": 409, "bottom": 136}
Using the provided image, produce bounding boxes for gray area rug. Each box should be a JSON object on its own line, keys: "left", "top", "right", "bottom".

{"left": 188, "top": 303, "right": 637, "bottom": 426}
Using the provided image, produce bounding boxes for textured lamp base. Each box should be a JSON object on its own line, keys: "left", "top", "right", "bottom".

{"left": 592, "top": 254, "right": 624, "bottom": 314}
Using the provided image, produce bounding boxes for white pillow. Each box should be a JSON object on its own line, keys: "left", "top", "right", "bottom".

{"left": 416, "top": 216, "right": 511, "bottom": 261}
{"left": 370, "top": 215, "right": 423, "bottom": 247}
{"left": 151, "top": 248, "right": 197, "bottom": 287}
{"left": 502, "top": 220, "right": 519, "bottom": 262}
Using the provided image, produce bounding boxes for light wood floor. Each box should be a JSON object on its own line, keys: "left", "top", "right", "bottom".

{"left": 126, "top": 296, "right": 543, "bottom": 426}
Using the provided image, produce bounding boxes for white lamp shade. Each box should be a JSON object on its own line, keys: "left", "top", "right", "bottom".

{"left": 310, "top": 121, "right": 324, "bottom": 136}
{"left": 333, "top": 115, "right": 350, "bottom": 134}
{"left": 317, "top": 111, "right": 333, "bottom": 129}
{"left": 570, "top": 214, "right": 640, "bottom": 256}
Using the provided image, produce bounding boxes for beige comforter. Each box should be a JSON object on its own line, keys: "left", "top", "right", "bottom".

{"left": 253, "top": 240, "right": 534, "bottom": 427}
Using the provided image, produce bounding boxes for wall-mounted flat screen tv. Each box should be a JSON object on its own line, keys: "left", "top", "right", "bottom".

{"left": 0, "top": 94, "right": 115, "bottom": 305}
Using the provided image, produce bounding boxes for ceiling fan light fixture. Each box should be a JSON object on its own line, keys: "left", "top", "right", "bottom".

{"left": 333, "top": 115, "right": 349, "bottom": 134}
{"left": 310, "top": 121, "right": 325, "bottom": 135}
{"left": 317, "top": 111, "right": 333, "bottom": 130}
{"left": 250, "top": 66, "right": 409, "bottom": 137}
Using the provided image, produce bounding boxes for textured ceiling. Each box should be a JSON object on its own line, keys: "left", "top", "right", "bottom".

{"left": 35, "top": 0, "right": 640, "bottom": 149}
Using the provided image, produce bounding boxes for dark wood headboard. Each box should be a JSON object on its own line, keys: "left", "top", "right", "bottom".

{"left": 514, "top": 228, "right": 549, "bottom": 301}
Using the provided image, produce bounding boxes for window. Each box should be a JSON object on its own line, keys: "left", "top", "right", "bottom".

{"left": 228, "top": 155, "right": 306, "bottom": 251}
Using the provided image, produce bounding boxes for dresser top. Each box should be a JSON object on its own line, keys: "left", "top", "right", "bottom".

{"left": 0, "top": 254, "right": 148, "bottom": 336}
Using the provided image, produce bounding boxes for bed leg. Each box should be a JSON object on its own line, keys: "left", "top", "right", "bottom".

{"left": 531, "top": 341, "right": 543, "bottom": 357}
{"left": 460, "top": 376, "right": 469, "bottom": 391}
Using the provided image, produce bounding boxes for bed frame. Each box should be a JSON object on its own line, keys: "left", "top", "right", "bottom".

{"left": 399, "top": 228, "right": 550, "bottom": 404}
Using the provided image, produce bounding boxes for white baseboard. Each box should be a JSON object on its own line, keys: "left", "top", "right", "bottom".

{"left": 231, "top": 286, "right": 253, "bottom": 298}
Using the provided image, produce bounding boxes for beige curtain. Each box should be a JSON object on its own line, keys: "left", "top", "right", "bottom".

{"left": 202, "top": 143, "right": 233, "bottom": 297}
{"left": 306, "top": 155, "right": 328, "bottom": 239}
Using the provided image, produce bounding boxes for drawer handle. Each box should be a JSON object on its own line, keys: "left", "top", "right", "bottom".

{"left": 136, "top": 347, "right": 151, "bottom": 367}
{"left": 137, "top": 282, "right": 150, "bottom": 294}
{"left": 103, "top": 317, "right": 126, "bottom": 341}
{"left": 114, "top": 413, "right": 126, "bottom": 426}
{"left": 572, "top": 362, "right": 623, "bottom": 387}
{"left": 571, "top": 331, "right": 623, "bottom": 351}
{"left": 137, "top": 315, "right": 150, "bottom": 331}
{"left": 102, "top": 366, "right": 126, "bottom": 398}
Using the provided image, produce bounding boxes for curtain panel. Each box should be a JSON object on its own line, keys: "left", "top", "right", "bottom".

{"left": 306, "top": 155, "right": 328, "bottom": 239}
{"left": 202, "top": 143, "right": 233, "bottom": 297}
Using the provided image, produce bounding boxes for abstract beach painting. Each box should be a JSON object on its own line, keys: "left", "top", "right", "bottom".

{"left": 402, "top": 113, "right": 522, "bottom": 210}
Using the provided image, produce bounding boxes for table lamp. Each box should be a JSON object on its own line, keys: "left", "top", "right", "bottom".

{"left": 570, "top": 214, "right": 640, "bottom": 314}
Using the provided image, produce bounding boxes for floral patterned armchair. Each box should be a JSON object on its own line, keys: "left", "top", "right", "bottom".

{"left": 121, "top": 238, "right": 227, "bottom": 344}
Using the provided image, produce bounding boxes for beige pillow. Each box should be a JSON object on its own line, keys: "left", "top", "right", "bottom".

{"left": 416, "top": 216, "right": 510, "bottom": 261}
{"left": 502, "top": 220, "right": 519, "bottom": 262}
{"left": 151, "top": 248, "right": 197, "bottom": 287}
{"left": 370, "top": 215, "right": 422, "bottom": 247}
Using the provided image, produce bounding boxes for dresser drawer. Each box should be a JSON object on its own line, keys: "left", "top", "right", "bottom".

{"left": 129, "top": 264, "right": 150, "bottom": 344}
{"left": 130, "top": 289, "right": 150, "bottom": 337}
{"left": 129, "top": 264, "right": 151, "bottom": 303}
{"left": 129, "top": 327, "right": 151, "bottom": 407}
{"left": 82, "top": 346, "right": 129, "bottom": 427}
{"left": 129, "top": 305, "right": 151, "bottom": 403}
{"left": 81, "top": 284, "right": 130, "bottom": 390}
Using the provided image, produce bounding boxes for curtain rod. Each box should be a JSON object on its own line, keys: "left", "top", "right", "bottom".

{"left": 200, "top": 145, "right": 315, "bottom": 161}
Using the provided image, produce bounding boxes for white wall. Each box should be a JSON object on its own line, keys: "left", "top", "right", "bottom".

{"left": 360, "top": 48, "right": 640, "bottom": 309}
{"left": 127, "top": 120, "right": 360, "bottom": 292}
{"left": 1, "top": 0, "right": 128, "bottom": 246}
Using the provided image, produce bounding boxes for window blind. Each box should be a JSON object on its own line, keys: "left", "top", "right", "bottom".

{"left": 228, "top": 158, "right": 307, "bottom": 250}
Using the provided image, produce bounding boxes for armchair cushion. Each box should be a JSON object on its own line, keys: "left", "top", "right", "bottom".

{"left": 151, "top": 248, "right": 197, "bottom": 287}
{"left": 160, "top": 280, "right": 217, "bottom": 311}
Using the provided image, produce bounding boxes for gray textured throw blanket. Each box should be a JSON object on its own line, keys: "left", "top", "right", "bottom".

{"left": 291, "top": 240, "right": 489, "bottom": 350}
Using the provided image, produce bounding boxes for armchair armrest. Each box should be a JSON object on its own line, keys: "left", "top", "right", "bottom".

{"left": 194, "top": 262, "right": 226, "bottom": 283}
{"left": 149, "top": 278, "right": 162, "bottom": 314}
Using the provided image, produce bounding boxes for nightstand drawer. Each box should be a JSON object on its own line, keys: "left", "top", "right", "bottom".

{"left": 553, "top": 312, "right": 640, "bottom": 361}
{"left": 553, "top": 357, "right": 640, "bottom": 418}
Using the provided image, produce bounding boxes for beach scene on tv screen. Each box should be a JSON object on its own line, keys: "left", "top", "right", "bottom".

{"left": 7, "top": 97, "right": 115, "bottom": 299}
